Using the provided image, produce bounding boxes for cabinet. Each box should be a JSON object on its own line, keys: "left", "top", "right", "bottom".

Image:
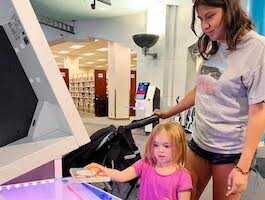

{"left": 59, "top": 68, "right": 69, "bottom": 89}
{"left": 70, "top": 73, "right": 95, "bottom": 113}
{"left": 130, "top": 71, "right": 136, "bottom": 116}
{"left": 94, "top": 70, "right": 108, "bottom": 116}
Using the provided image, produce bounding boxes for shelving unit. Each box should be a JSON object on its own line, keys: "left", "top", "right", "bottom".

{"left": 70, "top": 73, "right": 95, "bottom": 113}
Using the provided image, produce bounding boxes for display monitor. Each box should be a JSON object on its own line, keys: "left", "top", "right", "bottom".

{"left": 135, "top": 82, "right": 150, "bottom": 100}
{"left": 0, "top": 26, "right": 38, "bottom": 147}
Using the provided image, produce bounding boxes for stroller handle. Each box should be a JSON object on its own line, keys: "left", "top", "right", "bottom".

{"left": 124, "top": 115, "right": 160, "bottom": 131}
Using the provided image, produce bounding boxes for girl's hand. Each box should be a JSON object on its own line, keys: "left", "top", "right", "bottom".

{"left": 84, "top": 163, "right": 105, "bottom": 171}
{"left": 226, "top": 168, "right": 249, "bottom": 196}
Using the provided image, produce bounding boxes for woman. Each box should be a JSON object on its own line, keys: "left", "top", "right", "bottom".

{"left": 154, "top": 0, "right": 265, "bottom": 199}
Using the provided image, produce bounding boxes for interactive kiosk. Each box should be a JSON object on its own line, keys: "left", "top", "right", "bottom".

{"left": 0, "top": 0, "right": 90, "bottom": 183}
{"left": 135, "top": 82, "right": 160, "bottom": 132}
{"left": 0, "top": 0, "right": 120, "bottom": 199}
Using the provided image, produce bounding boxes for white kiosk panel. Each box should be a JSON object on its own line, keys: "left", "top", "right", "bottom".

{"left": 0, "top": 0, "right": 90, "bottom": 184}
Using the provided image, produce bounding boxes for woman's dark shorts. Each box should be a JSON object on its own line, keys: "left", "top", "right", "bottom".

{"left": 188, "top": 139, "right": 241, "bottom": 164}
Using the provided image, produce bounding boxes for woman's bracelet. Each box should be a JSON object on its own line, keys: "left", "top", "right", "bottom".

{"left": 234, "top": 165, "right": 250, "bottom": 175}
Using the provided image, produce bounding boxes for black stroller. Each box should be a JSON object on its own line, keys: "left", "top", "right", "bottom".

{"left": 62, "top": 115, "right": 159, "bottom": 199}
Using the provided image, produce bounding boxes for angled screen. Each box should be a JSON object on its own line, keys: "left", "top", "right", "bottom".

{"left": 135, "top": 82, "right": 149, "bottom": 100}
{"left": 0, "top": 26, "right": 38, "bottom": 147}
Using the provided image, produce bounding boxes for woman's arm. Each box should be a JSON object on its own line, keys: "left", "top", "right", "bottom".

{"left": 238, "top": 102, "right": 265, "bottom": 172}
{"left": 177, "top": 190, "right": 191, "bottom": 200}
{"left": 154, "top": 87, "right": 196, "bottom": 119}
{"left": 84, "top": 163, "right": 138, "bottom": 182}
{"left": 226, "top": 102, "right": 265, "bottom": 196}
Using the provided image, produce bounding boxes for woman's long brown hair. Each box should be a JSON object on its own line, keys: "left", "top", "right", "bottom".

{"left": 191, "top": 0, "right": 254, "bottom": 59}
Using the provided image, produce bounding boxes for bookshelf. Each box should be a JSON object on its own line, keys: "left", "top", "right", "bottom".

{"left": 70, "top": 73, "right": 95, "bottom": 113}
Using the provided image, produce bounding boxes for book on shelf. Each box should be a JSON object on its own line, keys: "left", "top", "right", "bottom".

{"left": 69, "top": 166, "right": 111, "bottom": 183}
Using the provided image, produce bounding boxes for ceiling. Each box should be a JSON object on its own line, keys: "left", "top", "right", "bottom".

{"left": 29, "top": 0, "right": 153, "bottom": 21}
{"left": 50, "top": 39, "right": 137, "bottom": 70}
{"left": 29, "top": 0, "right": 144, "bottom": 71}
{"left": 30, "top": 0, "right": 184, "bottom": 71}
{"left": 29, "top": 0, "right": 186, "bottom": 21}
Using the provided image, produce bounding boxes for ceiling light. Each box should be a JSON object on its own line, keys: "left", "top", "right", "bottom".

{"left": 58, "top": 50, "right": 70, "bottom": 54}
{"left": 97, "top": 59, "right": 107, "bottom": 61}
{"left": 96, "top": 47, "right": 108, "bottom": 52}
{"left": 69, "top": 44, "right": 85, "bottom": 49}
{"left": 82, "top": 53, "right": 94, "bottom": 56}
{"left": 53, "top": 55, "right": 59, "bottom": 58}
{"left": 86, "top": 62, "right": 95, "bottom": 64}
{"left": 95, "top": 39, "right": 99, "bottom": 42}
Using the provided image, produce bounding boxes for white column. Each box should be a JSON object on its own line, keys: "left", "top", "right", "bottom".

{"left": 63, "top": 55, "right": 80, "bottom": 77}
{"left": 162, "top": 4, "right": 197, "bottom": 110}
{"left": 108, "top": 42, "right": 131, "bottom": 119}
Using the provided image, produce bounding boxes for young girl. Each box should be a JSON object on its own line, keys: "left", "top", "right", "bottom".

{"left": 85, "top": 122, "right": 192, "bottom": 200}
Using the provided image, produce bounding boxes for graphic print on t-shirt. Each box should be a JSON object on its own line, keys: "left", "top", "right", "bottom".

{"left": 197, "top": 64, "right": 223, "bottom": 95}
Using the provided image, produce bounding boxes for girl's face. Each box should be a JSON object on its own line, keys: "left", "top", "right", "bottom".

{"left": 197, "top": 5, "right": 226, "bottom": 42}
{"left": 153, "top": 130, "right": 172, "bottom": 167}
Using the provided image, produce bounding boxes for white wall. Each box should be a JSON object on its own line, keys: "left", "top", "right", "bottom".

{"left": 42, "top": 12, "right": 146, "bottom": 49}
{"left": 137, "top": 3, "right": 166, "bottom": 97}
{"left": 41, "top": 25, "right": 74, "bottom": 42}
{"left": 41, "top": 4, "right": 198, "bottom": 114}
{"left": 171, "top": 4, "right": 198, "bottom": 98}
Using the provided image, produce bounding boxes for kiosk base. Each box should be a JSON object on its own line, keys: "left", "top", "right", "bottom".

{"left": 0, "top": 177, "right": 121, "bottom": 200}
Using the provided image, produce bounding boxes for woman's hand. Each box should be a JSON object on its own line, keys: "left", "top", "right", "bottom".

{"left": 226, "top": 168, "right": 249, "bottom": 196}
{"left": 153, "top": 109, "right": 168, "bottom": 119}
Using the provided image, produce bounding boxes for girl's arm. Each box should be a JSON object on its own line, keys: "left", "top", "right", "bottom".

{"left": 84, "top": 163, "right": 138, "bottom": 182}
{"left": 154, "top": 87, "right": 196, "bottom": 119}
{"left": 177, "top": 190, "right": 191, "bottom": 200}
{"left": 227, "top": 102, "right": 265, "bottom": 196}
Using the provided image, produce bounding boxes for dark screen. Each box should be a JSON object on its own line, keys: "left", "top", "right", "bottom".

{"left": 0, "top": 26, "right": 38, "bottom": 147}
